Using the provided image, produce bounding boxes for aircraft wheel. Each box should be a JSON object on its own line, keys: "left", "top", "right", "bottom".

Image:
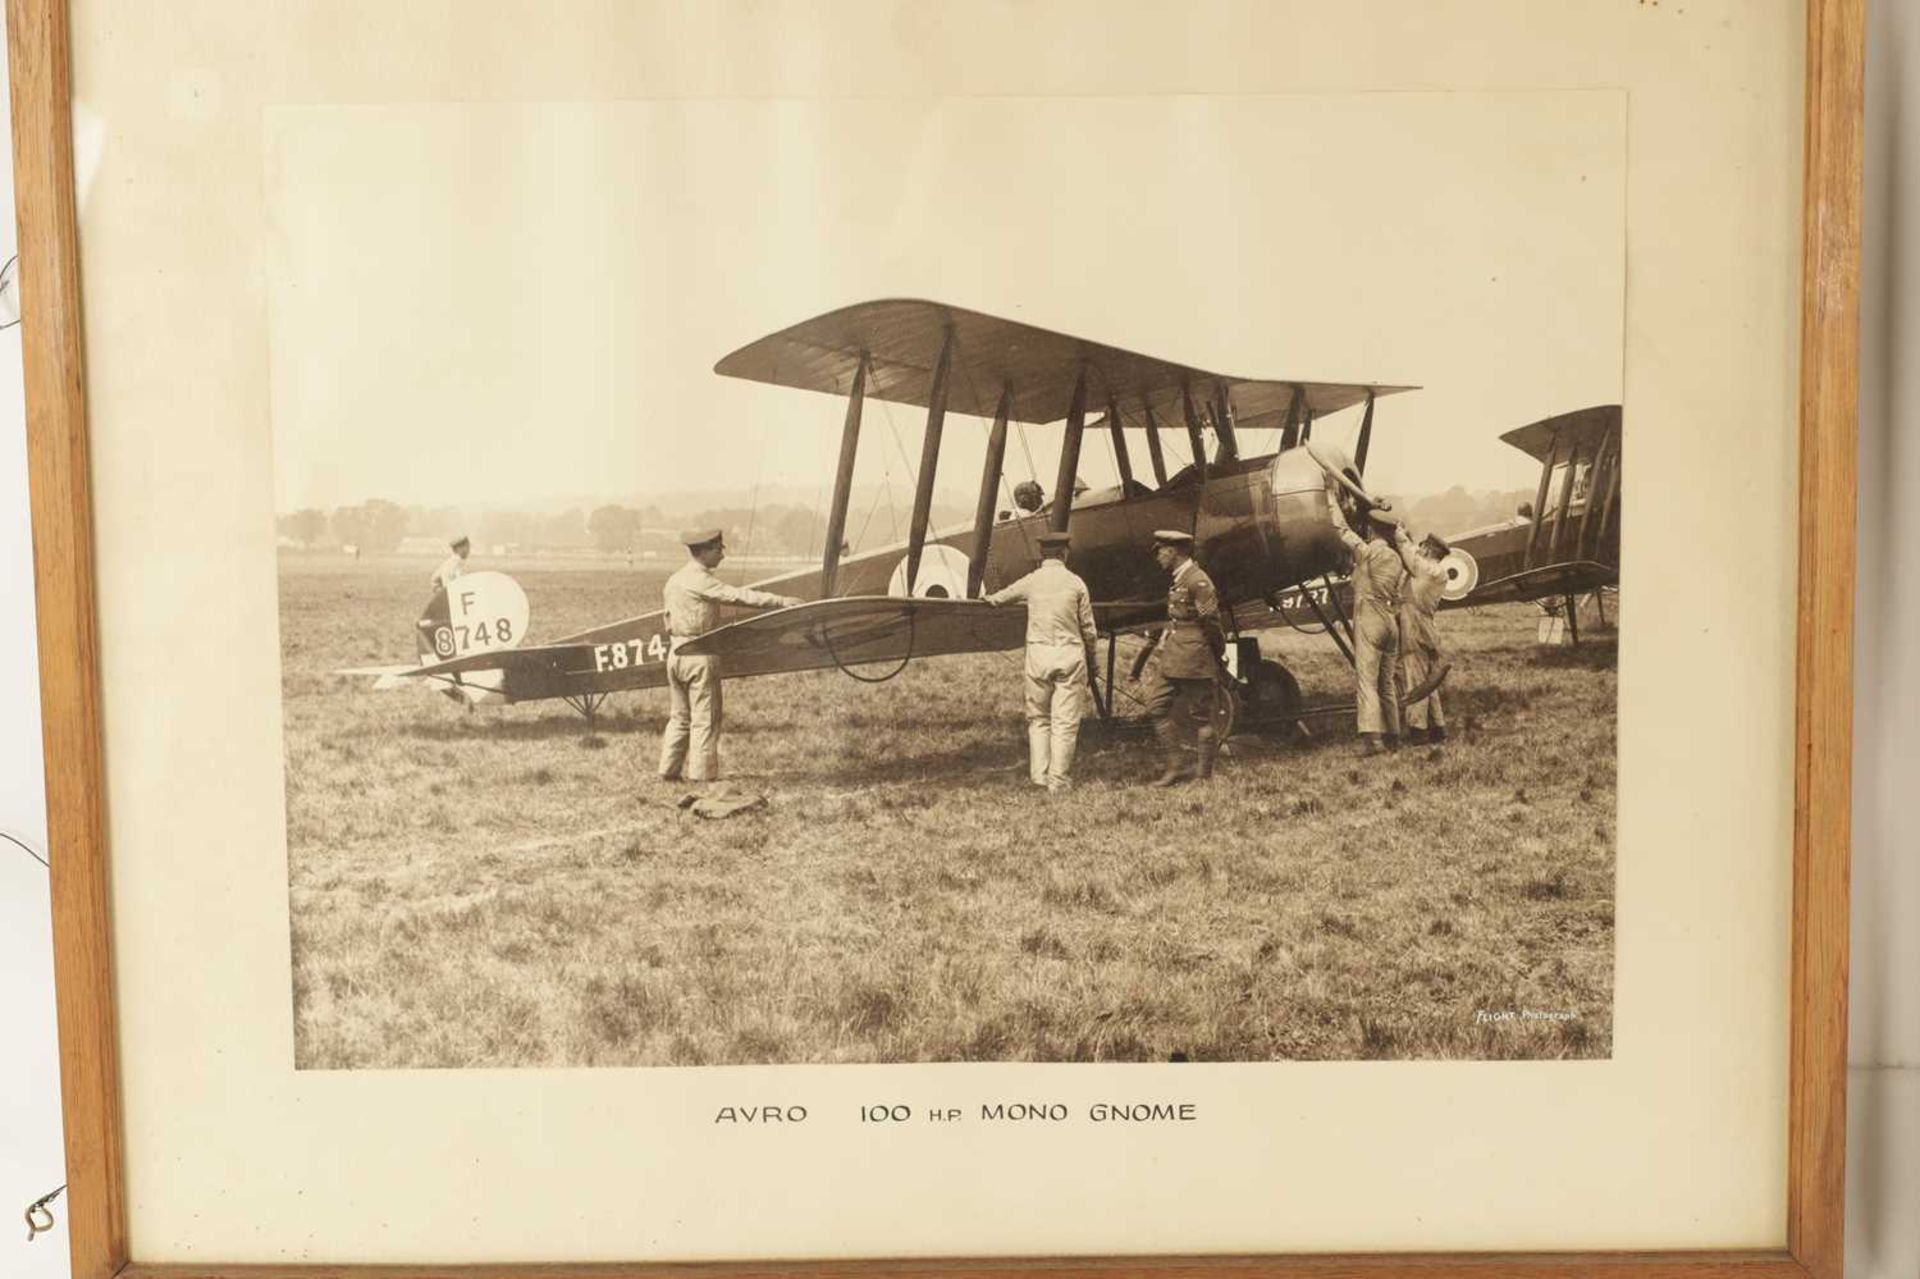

{"left": 1210, "top": 671, "right": 1241, "bottom": 741}
{"left": 1242, "top": 658, "right": 1303, "bottom": 728}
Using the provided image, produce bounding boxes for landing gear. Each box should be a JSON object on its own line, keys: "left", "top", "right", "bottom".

{"left": 563, "top": 692, "right": 609, "bottom": 726}
{"left": 1239, "top": 658, "right": 1303, "bottom": 730}
{"left": 1221, "top": 638, "right": 1301, "bottom": 741}
{"left": 1210, "top": 669, "right": 1241, "bottom": 742}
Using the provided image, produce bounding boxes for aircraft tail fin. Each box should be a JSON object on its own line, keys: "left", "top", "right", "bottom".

{"left": 340, "top": 569, "right": 532, "bottom": 707}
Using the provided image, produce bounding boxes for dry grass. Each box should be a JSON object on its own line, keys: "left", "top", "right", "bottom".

{"left": 280, "top": 554, "right": 1616, "bottom": 1068}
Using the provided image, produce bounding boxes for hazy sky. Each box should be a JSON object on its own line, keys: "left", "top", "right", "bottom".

{"left": 267, "top": 91, "right": 1624, "bottom": 516}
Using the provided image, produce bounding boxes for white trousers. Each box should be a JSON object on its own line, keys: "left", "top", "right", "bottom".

{"left": 659, "top": 652, "right": 723, "bottom": 781}
{"left": 1024, "top": 643, "right": 1088, "bottom": 787}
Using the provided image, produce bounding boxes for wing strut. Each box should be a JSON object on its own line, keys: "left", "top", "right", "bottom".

{"left": 904, "top": 326, "right": 955, "bottom": 592}
{"left": 1524, "top": 428, "right": 1564, "bottom": 570}
{"left": 1180, "top": 382, "right": 1210, "bottom": 485}
{"left": 1141, "top": 398, "right": 1169, "bottom": 485}
{"left": 1546, "top": 428, "right": 1584, "bottom": 565}
{"left": 1596, "top": 421, "right": 1622, "bottom": 547}
{"left": 1049, "top": 367, "right": 1089, "bottom": 533}
{"left": 1354, "top": 389, "right": 1376, "bottom": 474}
{"left": 1575, "top": 420, "right": 1617, "bottom": 563}
{"left": 820, "top": 350, "right": 868, "bottom": 596}
{"left": 968, "top": 383, "right": 1013, "bottom": 598}
{"left": 1212, "top": 381, "right": 1240, "bottom": 462}
{"left": 1106, "top": 396, "right": 1135, "bottom": 491}
{"left": 1280, "top": 383, "right": 1305, "bottom": 451}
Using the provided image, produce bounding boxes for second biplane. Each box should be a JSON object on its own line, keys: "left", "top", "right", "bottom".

{"left": 1268, "top": 403, "right": 1622, "bottom": 648}
{"left": 355, "top": 298, "right": 1423, "bottom": 727}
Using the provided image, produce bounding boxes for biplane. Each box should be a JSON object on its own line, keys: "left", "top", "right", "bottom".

{"left": 1266, "top": 403, "right": 1621, "bottom": 650}
{"left": 351, "top": 298, "right": 1425, "bottom": 728}
{"left": 1429, "top": 404, "right": 1621, "bottom": 624}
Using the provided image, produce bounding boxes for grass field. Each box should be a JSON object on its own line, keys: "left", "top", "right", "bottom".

{"left": 281, "top": 553, "right": 1616, "bottom": 1068}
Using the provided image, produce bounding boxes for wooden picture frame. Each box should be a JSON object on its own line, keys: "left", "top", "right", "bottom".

{"left": 11, "top": 0, "right": 1859, "bottom": 1275}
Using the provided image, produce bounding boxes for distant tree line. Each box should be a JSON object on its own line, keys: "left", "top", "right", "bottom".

{"left": 275, "top": 500, "right": 836, "bottom": 557}
{"left": 585, "top": 503, "right": 825, "bottom": 556}
{"left": 1398, "top": 485, "right": 1537, "bottom": 538}
{"left": 276, "top": 500, "right": 598, "bottom": 553}
{"left": 280, "top": 490, "right": 1523, "bottom": 555}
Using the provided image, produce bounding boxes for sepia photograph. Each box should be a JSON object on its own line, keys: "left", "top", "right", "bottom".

{"left": 269, "top": 91, "right": 1624, "bottom": 1070}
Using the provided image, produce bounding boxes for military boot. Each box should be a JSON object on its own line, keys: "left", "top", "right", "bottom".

{"left": 1194, "top": 728, "right": 1219, "bottom": 781}
{"left": 1148, "top": 720, "right": 1192, "bottom": 787}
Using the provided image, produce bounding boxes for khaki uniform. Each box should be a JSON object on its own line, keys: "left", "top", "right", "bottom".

{"left": 417, "top": 553, "right": 466, "bottom": 658}
{"left": 1337, "top": 527, "right": 1405, "bottom": 737}
{"left": 987, "top": 559, "right": 1099, "bottom": 787}
{"left": 430, "top": 553, "right": 464, "bottom": 592}
{"left": 1398, "top": 551, "right": 1447, "bottom": 732}
{"left": 1145, "top": 559, "right": 1226, "bottom": 759}
{"left": 658, "top": 562, "right": 790, "bottom": 782}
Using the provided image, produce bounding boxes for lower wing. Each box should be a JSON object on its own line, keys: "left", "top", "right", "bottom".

{"left": 673, "top": 596, "right": 1029, "bottom": 676}
{"left": 1449, "top": 560, "right": 1617, "bottom": 609}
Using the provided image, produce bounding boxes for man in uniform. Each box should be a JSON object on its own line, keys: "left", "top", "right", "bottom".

{"left": 1326, "top": 476, "right": 1406, "bottom": 753}
{"left": 1139, "top": 529, "right": 1226, "bottom": 786}
{"left": 417, "top": 535, "right": 472, "bottom": 658}
{"left": 658, "top": 528, "right": 802, "bottom": 784}
{"left": 1395, "top": 530, "right": 1451, "bottom": 744}
{"left": 431, "top": 535, "right": 470, "bottom": 593}
{"left": 985, "top": 530, "right": 1099, "bottom": 791}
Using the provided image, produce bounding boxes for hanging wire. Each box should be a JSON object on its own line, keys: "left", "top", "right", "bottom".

{"left": 0, "top": 256, "right": 19, "bottom": 332}
{"left": 10, "top": 828, "right": 59, "bottom": 1244}
{"left": 25, "top": 1184, "right": 64, "bottom": 1242}
{"left": 3, "top": 828, "right": 48, "bottom": 869}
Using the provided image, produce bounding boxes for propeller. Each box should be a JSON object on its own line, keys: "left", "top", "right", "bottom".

{"left": 1303, "top": 439, "right": 1386, "bottom": 514}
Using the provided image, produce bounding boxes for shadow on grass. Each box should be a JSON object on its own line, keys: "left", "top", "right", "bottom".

{"left": 399, "top": 707, "right": 1016, "bottom": 746}
{"left": 400, "top": 713, "right": 651, "bottom": 743}
{"left": 1531, "top": 637, "right": 1620, "bottom": 671}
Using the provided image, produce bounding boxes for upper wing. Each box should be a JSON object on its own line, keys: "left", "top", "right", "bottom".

{"left": 714, "top": 298, "right": 1415, "bottom": 427}
{"left": 674, "top": 596, "right": 1028, "bottom": 676}
{"left": 1499, "top": 404, "right": 1622, "bottom": 462}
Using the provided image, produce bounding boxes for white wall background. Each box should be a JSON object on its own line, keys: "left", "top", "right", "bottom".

{"left": 1847, "top": 3, "right": 1920, "bottom": 1275}
{"left": 0, "top": 7, "right": 62, "bottom": 1276}
{"left": 0, "top": 8, "right": 1913, "bottom": 1277}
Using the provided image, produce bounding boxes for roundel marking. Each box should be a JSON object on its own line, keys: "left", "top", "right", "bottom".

{"left": 888, "top": 544, "right": 971, "bottom": 599}
{"left": 1438, "top": 548, "right": 1480, "bottom": 602}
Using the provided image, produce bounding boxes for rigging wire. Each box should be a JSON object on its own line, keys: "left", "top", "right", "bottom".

{"left": 739, "top": 408, "right": 774, "bottom": 563}
{"left": 945, "top": 350, "right": 1038, "bottom": 566}
{"left": 821, "top": 608, "right": 916, "bottom": 684}
{"left": 850, "top": 477, "right": 889, "bottom": 554}
{"left": 874, "top": 395, "right": 913, "bottom": 541}
{"left": 808, "top": 408, "right": 832, "bottom": 568}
